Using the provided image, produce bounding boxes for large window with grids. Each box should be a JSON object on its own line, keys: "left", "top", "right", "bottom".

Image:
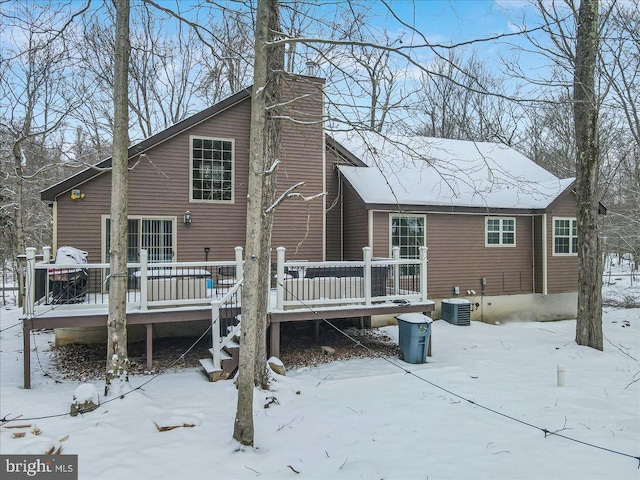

{"left": 190, "top": 136, "right": 234, "bottom": 202}
{"left": 553, "top": 217, "right": 578, "bottom": 255}
{"left": 391, "top": 215, "right": 426, "bottom": 259}
{"left": 485, "top": 217, "right": 516, "bottom": 247}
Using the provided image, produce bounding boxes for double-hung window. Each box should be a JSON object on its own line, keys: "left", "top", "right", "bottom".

{"left": 486, "top": 217, "right": 516, "bottom": 247}
{"left": 553, "top": 217, "right": 578, "bottom": 255}
{"left": 191, "top": 136, "right": 234, "bottom": 202}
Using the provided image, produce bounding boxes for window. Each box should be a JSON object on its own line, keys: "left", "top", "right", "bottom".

{"left": 486, "top": 217, "right": 516, "bottom": 246}
{"left": 191, "top": 136, "right": 234, "bottom": 202}
{"left": 104, "top": 217, "right": 175, "bottom": 263}
{"left": 391, "top": 215, "right": 426, "bottom": 259}
{"left": 553, "top": 217, "right": 578, "bottom": 255}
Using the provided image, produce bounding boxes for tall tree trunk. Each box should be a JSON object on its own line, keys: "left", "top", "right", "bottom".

{"left": 13, "top": 144, "right": 25, "bottom": 307}
{"left": 234, "top": 0, "right": 283, "bottom": 447}
{"left": 574, "top": 0, "right": 603, "bottom": 350}
{"left": 105, "top": 0, "right": 131, "bottom": 395}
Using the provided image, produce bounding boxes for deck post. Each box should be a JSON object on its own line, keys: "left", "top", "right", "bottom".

{"left": 363, "top": 246, "right": 372, "bottom": 306}
{"left": 392, "top": 246, "right": 400, "bottom": 295}
{"left": 420, "top": 246, "right": 428, "bottom": 302}
{"left": 211, "top": 301, "right": 221, "bottom": 370}
{"left": 25, "top": 248, "right": 36, "bottom": 317}
{"left": 140, "top": 249, "right": 148, "bottom": 311}
{"left": 23, "top": 319, "right": 31, "bottom": 389}
{"left": 269, "top": 321, "right": 280, "bottom": 358}
{"left": 145, "top": 324, "right": 153, "bottom": 371}
{"left": 276, "top": 247, "right": 285, "bottom": 310}
{"left": 235, "top": 246, "right": 243, "bottom": 281}
{"left": 43, "top": 246, "right": 51, "bottom": 302}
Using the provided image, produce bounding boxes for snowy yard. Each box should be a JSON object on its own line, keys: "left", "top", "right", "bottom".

{"left": 1, "top": 281, "right": 639, "bottom": 479}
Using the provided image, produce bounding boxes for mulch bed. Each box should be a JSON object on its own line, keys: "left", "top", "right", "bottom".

{"left": 48, "top": 320, "right": 399, "bottom": 381}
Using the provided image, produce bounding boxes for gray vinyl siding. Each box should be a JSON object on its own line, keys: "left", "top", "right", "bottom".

{"left": 54, "top": 76, "right": 326, "bottom": 263}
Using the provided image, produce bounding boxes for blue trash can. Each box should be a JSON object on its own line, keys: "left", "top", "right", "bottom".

{"left": 396, "top": 313, "right": 432, "bottom": 364}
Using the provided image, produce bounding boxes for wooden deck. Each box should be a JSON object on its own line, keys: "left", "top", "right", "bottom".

{"left": 21, "top": 299, "right": 434, "bottom": 389}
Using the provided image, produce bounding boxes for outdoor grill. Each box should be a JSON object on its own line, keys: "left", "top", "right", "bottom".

{"left": 48, "top": 246, "right": 88, "bottom": 304}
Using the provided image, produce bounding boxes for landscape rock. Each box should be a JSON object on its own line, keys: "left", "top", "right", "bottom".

{"left": 268, "top": 356, "right": 286, "bottom": 376}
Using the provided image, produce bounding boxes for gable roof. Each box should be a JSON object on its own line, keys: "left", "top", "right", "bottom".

{"left": 332, "top": 131, "right": 576, "bottom": 213}
{"left": 41, "top": 87, "right": 252, "bottom": 203}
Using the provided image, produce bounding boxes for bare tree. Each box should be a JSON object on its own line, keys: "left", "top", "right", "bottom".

{"left": 574, "top": 0, "right": 603, "bottom": 349}
{"left": 0, "top": 1, "right": 86, "bottom": 304}
{"left": 105, "top": 0, "right": 132, "bottom": 395}
{"left": 234, "top": 0, "right": 284, "bottom": 447}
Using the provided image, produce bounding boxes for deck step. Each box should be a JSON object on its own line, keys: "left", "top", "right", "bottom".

{"left": 209, "top": 347, "right": 232, "bottom": 361}
{"left": 198, "top": 358, "right": 228, "bottom": 382}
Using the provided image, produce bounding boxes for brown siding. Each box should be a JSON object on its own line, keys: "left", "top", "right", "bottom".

{"left": 342, "top": 181, "right": 368, "bottom": 260}
{"left": 364, "top": 210, "right": 534, "bottom": 297}
{"left": 546, "top": 191, "right": 579, "bottom": 293}
{"left": 54, "top": 77, "right": 326, "bottom": 263}
{"left": 271, "top": 78, "right": 325, "bottom": 261}
{"left": 424, "top": 213, "right": 534, "bottom": 298}
{"left": 372, "top": 211, "right": 390, "bottom": 257}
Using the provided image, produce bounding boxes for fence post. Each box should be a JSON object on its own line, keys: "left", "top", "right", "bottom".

{"left": 420, "top": 246, "right": 428, "bottom": 302}
{"left": 363, "top": 246, "right": 372, "bottom": 306}
{"left": 392, "top": 246, "right": 400, "bottom": 295}
{"left": 276, "top": 246, "right": 285, "bottom": 310}
{"left": 25, "top": 247, "right": 36, "bottom": 317}
{"left": 235, "top": 246, "right": 244, "bottom": 281}
{"left": 211, "top": 300, "right": 221, "bottom": 370}
{"left": 140, "top": 249, "right": 148, "bottom": 311}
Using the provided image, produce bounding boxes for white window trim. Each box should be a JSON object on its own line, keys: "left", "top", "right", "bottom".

{"left": 101, "top": 215, "right": 178, "bottom": 263}
{"left": 485, "top": 216, "right": 516, "bottom": 247}
{"left": 552, "top": 216, "right": 578, "bottom": 256}
{"left": 189, "top": 135, "right": 235, "bottom": 204}
{"left": 388, "top": 214, "right": 427, "bottom": 258}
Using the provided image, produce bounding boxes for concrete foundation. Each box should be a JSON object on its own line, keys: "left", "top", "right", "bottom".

{"left": 369, "top": 292, "right": 578, "bottom": 328}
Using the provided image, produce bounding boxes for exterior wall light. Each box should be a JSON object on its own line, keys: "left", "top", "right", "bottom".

{"left": 184, "top": 210, "right": 192, "bottom": 226}
{"left": 71, "top": 189, "right": 85, "bottom": 200}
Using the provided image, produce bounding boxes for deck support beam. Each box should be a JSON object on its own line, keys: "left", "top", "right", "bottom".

{"left": 23, "top": 319, "right": 31, "bottom": 389}
{"left": 146, "top": 324, "right": 153, "bottom": 371}
{"left": 269, "top": 321, "right": 280, "bottom": 358}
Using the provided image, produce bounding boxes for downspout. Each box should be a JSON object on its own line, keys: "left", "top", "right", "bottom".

{"left": 542, "top": 213, "right": 548, "bottom": 295}
{"left": 531, "top": 216, "right": 535, "bottom": 293}
{"left": 321, "top": 84, "right": 327, "bottom": 261}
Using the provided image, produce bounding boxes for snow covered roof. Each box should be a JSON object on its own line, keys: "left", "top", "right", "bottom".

{"left": 333, "top": 131, "right": 575, "bottom": 211}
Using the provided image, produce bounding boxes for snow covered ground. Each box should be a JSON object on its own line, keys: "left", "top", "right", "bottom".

{"left": 1, "top": 280, "right": 639, "bottom": 479}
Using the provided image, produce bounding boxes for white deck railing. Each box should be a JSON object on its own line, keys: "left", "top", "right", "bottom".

{"left": 274, "top": 246, "right": 428, "bottom": 311}
{"left": 23, "top": 246, "right": 244, "bottom": 316}
{"left": 22, "top": 245, "right": 429, "bottom": 317}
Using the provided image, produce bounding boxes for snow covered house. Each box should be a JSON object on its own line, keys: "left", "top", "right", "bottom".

{"left": 328, "top": 131, "right": 586, "bottom": 323}
{"left": 40, "top": 74, "right": 582, "bottom": 328}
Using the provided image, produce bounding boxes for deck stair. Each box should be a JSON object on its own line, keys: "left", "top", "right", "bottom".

{"left": 199, "top": 307, "right": 242, "bottom": 381}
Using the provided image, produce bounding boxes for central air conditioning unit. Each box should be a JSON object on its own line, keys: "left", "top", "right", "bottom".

{"left": 441, "top": 299, "right": 471, "bottom": 326}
